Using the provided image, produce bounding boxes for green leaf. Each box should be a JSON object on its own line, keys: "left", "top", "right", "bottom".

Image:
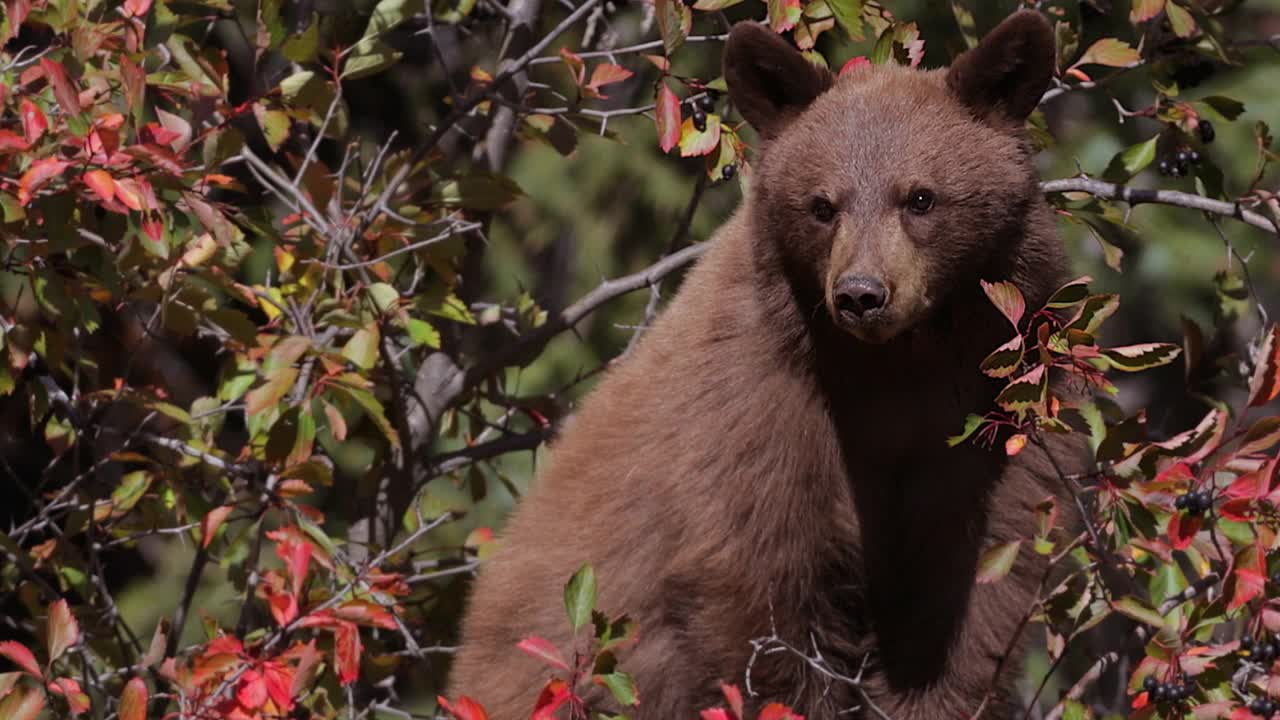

{"left": 1102, "top": 136, "right": 1158, "bottom": 181}
{"left": 949, "top": 0, "right": 976, "bottom": 49}
{"left": 995, "top": 365, "right": 1047, "bottom": 415}
{"left": 1099, "top": 343, "right": 1182, "bottom": 372}
{"left": 330, "top": 377, "right": 400, "bottom": 448}
{"left": 283, "top": 18, "right": 321, "bottom": 62}
{"left": 1112, "top": 596, "right": 1164, "bottom": 627}
{"left": 594, "top": 671, "right": 639, "bottom": 706}
{"left": 111, "top": 471, "right": 153, "bottom": 513}
{"left": 362, "top": 0, "right": 413, "bottom": 42}
{"left": 1166, "top": 1, "right": 1196, "bottom": 38}
{"left": 564, "top": 564, "right": 597, "bottom": 634}
{"left": 253, "top": 104, "right": 290, "bottom": 152}
{"left": 1066, "top": 294, "right": 1119, "bottom": 335}
{"left": 245, "top": 367, "right": 299, "bottom": 417}
{"left": 947, "top": 414, "right": 985, "bottom": 447}
{"left": 1200, "top": 95, "right": 1245, "bottom": 122}
{"left": 679, "top": 114, "right": 721, "bottom": 158}
{"left": 343, "top": 41, "right": 403, "bottom": 80}
{"left": 1075, "top": 38, "right": 1139, "bottom": 68}
{"left": 980, "top": 335, "right": 1023, "bottom": 378}
{"left": 655, "top": 0, "right": 691, "bottom": 55}
{"left": 828, "top": 0, "right": 864, "bottom": 39}
{"left": 407, "top": 318, "right": 441, "bottom": 348}
{"left": 342, "top": 326, "right": 381, "bottom": 370}
{"left": 976, "top": 541, "right": 1021, "bottom": 584}
{"left": 434, "top": 174, "right": 523, "bottom": 211}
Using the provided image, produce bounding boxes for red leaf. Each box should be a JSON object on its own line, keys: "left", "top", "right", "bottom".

{"left": 0, "top": 642, "right": 42, "bottom": 679}
{"left": 47, "top": 677, "right": 89, "bottom": 716}
{"left": 332, "top": 600, "right": 396, "bottom": 630}
{"left": 2, "top": 0, "right": 32, "bottom": 45}
{"left": 262, "top": 661, "right": 294, "bottom": 710}
{"left": 1005, "top": 433, "right": 1027, "bottom": 456}
{"left": 236, "top": 668, "right": 268, "bottom": 709}
{"left": 531, "top": 678, "right": 571, "bottom": 720}
{"left": 141, "top": 213, "right": 165, "bottom": 242}
{"left": 1249, "top": 326, "right": 1280, "bottom": 407}
{"left": 516, "top": 635, "right": 569, "bottom": 671}
{"left": 721, "top": 683, "right": 744, "bottom": 718}
{"left": 839, "top": 56, "right": 871, "bottom": 76}
{"left": 39, "top": 59, "right": 80, "bottom": 117}
{"left": 655, "top": 83, "right": 681, "bottom": 154}
{"left": 1166, "top": 512, "right": 1201, "bottom": 551}
{"left": 19, "top": 99, "right": 47, "bottom": 144}
{"left": 1229, "top": 544, "right": 1267, "bottom": 611}
{"left": 267, "top": 588, "right": 299, "bottom": 626}
{"left": 18, "top": 158, "right": 70, "bottom": 205}
{"left": 274, "top": 537, "right": 312, "bottom": 598}
{"left": 0, "top": 129, "right": 29, "bottom": 152}
{"left": 123, "top": 0, "right": 153, "bottom": 15}
{"left": 47, "top": 599, "right": 79, "bottom": 663}
{"left": 758, "top": 703, "right": 805, "bottom": 720}
{"left": 559, "top": 47, "right": 585, "bottom": 86}
{"left": 438, "top": 694, "right": 491, "bottom": 720}
{"left": 334, "top": 622, "right": 361, "bottom": 685}
{"left": 702, "top": 711, "right": 736, "bottom": 720}
{"left": 981, "top": 280, "right": 1025, "bottom": 328}
{"left": 119, "top": 676, "right": 147, "bottom": 720}
{"left": 200, "top": 505, "right": 234, "bottom": 548}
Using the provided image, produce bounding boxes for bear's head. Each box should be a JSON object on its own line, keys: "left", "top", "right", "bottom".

{"left": 725, "top": 11, "right": 1055, "bottom": 344}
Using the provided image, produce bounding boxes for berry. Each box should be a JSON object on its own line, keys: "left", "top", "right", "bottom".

{"left": 692, "top": 109, "right": 708, "bottom": 132}
{"left": 1244, "top": 634, "right": 1256, "bottom": 649}
{"left": 1271, "top": 572, "right": 1280, "bottom": 586}
{"left": 1152, "top": 685, "right": 1169, "bottom": 703}
{"left": 1174, "top": 494, "right": 1187, "bottom": 509}
{"left": 697, "top": 94, "right": 716, "bottom": 112}
{"left": 1200, "top": 120, "right": 1216, "bottom": 144}
{"left": 1158, "top": 158, "right": 1174, "bottom": 176}
{"left": 1187, "top": 149, "right": 1201, "bottom": 164}
{"left": 721, "top": 164, "right": 737, "bottom": 180}
{"left": 1143, "top": 676, "right": 1159, "bottom": 692}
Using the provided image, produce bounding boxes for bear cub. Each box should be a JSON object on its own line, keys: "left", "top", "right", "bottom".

{"left": 450, "top": 10, "right": 1082, "bottom": 719}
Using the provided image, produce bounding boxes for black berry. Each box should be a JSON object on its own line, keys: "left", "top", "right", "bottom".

{"left": 1174, "top": 494, "right": 1187, "bottom": 509}
{"left": 1152, "top": 685, "right": 1168, "bottom": 703}
{"left": 697, "top": 94, "right": 716, "bottom": 112}
{"left": 721, "top": 164, "right": 736, "bottom": 180}
{"left": 1143, "top": 676, "right": 1159, "bottom": 692}
{"left": 1200, "top": 120, "right": 1216, "bottom": 144}
{"left": 692, "top": 109, "right": 707, "bottom": 132}
{"left": 1187, "top": 149, "right": 1201, "bottom": 165}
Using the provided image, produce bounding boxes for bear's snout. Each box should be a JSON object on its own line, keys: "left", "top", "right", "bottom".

{"left": 832, "top": 274, "right": 890, "bottom": 322}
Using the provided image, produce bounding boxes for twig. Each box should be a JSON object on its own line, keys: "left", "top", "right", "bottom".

{"left": 1040, "top": 177, "right": 1280, "bottom": 236}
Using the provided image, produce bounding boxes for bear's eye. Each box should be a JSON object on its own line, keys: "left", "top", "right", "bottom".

{"left": 810, "top": 197, "right": 837, "bottom": 223}
{"left": 907, "top": 189, "right": 936, "bottom": 215}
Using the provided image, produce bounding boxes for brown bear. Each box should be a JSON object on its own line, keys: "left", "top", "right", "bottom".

{"left": 449, "top": 10, "right": 1084, "bottom": 718}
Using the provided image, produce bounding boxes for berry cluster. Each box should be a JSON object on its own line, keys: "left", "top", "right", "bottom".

{"left": 1241, "top": 634, "right": 1280, "bottom": 663}
{"left": 1171, "top": 58, "right": 1217, "bottom": 89}
{"left": 688, "top": 91, "right": 717, "bottom": 133}
{"left": 1199, "top": 120, "right": 1216, "bottom": 144}
{"left": 1173, "top": 487, "right": 1212, "bottom": 514}
{"left": 1250, "top": 697, "right": 1278, "bottom": 718}
{"left": 1143, "top": 675, "right": 1195, "bottom": 705}
{"left": 1156, "top": 122, "right": 1215, "bottom": 177}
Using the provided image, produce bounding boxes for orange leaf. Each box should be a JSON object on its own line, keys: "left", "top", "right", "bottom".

{"left": 655, "top": 83, "right": 681, "bottom": 154}
{"left": 47, "top": 677, "right": 89, "bottom": 716}
{"left": 119, "top": 677, "right": 147, "bottom": 720}
{"left": 758, "top": 703, "right": 805, "bottom": 720}
{"left": 123, "top": 0, "right": 153, "bottom": 15}
{"left": 1166, "top": 512, "right": 1201, "bottom": 551}
{"left": 531, "top": 679, "right": 570, "bottom": 720}
{"left": 438, "top": 694, "right": 491, "bottom": 720}
{"left": 721, "top": 683, "right": 744, "bottom": 717}
{"left": 0, "top": 129, "right": 29, "bottom": 152}
{"left": 1248, "top": 326, "right": 1280, "bottom": 407}
{"left": 587, "top": 64, "right": 634, "bottom": 94}
{"left": 82, "top": 170, "right": 115, "bottom": 203}
{"left": 332, "top": 600, "right": 396, "bottom": 630}
{"left": 46, "top": 599, "right": 79, "bottom": 663}
{"left": 200, "top": 505, "right": 234, "bottom": 548}
{"left": 334, "top": 622, "right": 361, "bottom": 685}
{"left": 17, "top": 157, "right": 68, "bottom": 205}
{"left": 0, "top": 642, "right": 42, "bottom": 678}
{"left": 0, "top": 686, "right": 45, "bottom": 720}
{"left": 19, "top": 99, "right": 47, "bottom": 144}
{"left": 1005, "top": 433, "right": 1027, "bottom": 456}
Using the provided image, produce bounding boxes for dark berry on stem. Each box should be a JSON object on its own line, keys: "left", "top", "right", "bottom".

{"left": 721, "top": 164, "right": 736, "bottom": 180}
{"left": 1144, "top": 676, "right": 1159, "bottom": 692}
{"left": 692, "top": 109, "right": 707, "bottom": 132}
{"left": 1175, "top": 494, "right": 1187, "bottom": 509}
{"left": 1158, "top": 158, "right": 1174, "bottom": 176}
{"left": 1200, "top": 120, "right": 1215, "bottom": 143}
{"left": 697, "top": 94, "right": 716, "bottom": 112}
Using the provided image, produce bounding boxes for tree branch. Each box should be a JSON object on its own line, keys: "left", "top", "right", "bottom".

{"left": 1040, "top": 178, "right": 1280, "bottom": 235}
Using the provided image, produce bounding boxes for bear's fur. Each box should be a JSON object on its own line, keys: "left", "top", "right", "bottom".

{"left": 449, "top": 11, "right": 1085, "bottom": 718}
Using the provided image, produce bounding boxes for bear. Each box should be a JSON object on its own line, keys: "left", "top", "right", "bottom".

{"left": 448, "top": 10, "right": 1086, "bottom": 718}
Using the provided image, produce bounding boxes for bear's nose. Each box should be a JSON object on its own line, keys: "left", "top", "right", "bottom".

{"left": 833, "top": 276, "right": 889, "bottom": 318}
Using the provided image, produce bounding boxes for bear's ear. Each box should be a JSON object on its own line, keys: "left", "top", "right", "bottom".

{"left": 724, "top": 23, "right": 835, "bottom": 141}
{"left": 946, "top": 10, "right": 1055, "bottom": 125}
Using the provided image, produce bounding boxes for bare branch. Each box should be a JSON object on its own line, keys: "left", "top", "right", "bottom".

{"left": 1040, "top": 177, "right": 1280, "bottom": 235}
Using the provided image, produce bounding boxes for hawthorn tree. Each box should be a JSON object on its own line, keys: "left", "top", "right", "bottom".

{"left": 0, "top": 0, "right": 1279, "bottom": 718}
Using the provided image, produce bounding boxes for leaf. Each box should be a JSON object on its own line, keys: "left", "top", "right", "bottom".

{"left": 0, "top": 642, "right": 41, "bottom": 678}
{"left": 1248, "top": 326, "right": 1280, "bottom": 407}
{"left": 679, "top": 114, "right": 721, "bottom": 157}
{"left": 655, "top": 0, "right": 691, "bottom": 55}
{"left": 438, "top": 695, "right": 491, "bottom": 720}
{"left": 976, "top": 541, "right": 1021, "bottom": 584}
{"left": 981, "top": 280, "right": 1024, "bottom": 328}
{"left": 1166, "top": 511, "right": 1201, "bottom": 551}
{"left": 995, "top": 364, "right": 1047, "bottom": 415}
{"left": 980, "top": 335, "right": 1024, "bottom": 378}
{"left": 19, "top": 99, "right": 47, "bottom": 144}
{"left": 947, "top": 414, "right": 985, "bottom": 447}
{"left": 516, "top": 636, "right": 569, "bottom": 671}
{"left": 1005, "top": 433, "right": 1027, "bottom": 456}
{"left": 1047, "top": 276, "right": 1093, "bottom": 308}
{"left": 949, "top": 0, "right": 976, "bottom": 48}
{"left": 587, "top": 64, "right": 633, "bottom": 95}
{"left": 0, "top": 686, "right": 44, "bottom": 720}
{"left": 767, "top": 0, "right": 802, "bottom": 32}
{"left": 254, "top": 104, "right": 290, "bottom": 152}
{"left": 1112, "top": 596, "right": 1164, "bottom": 627}
{"left": 757, "top": 704, "right": 804, "bottom": 720}
{"left": 1228, "top": 544, "right": 1267, "bottom": 611}
{"left": 1201, "top": 95, "right": 1245, "bottom": 122}
{"left": 47, "top": 677, "right": 89, "bottom": 715}
{"left": 1100, "top": 343, "right": 1182, "bottom": 372}
{"left": 334, "top": 621, "right": 361, "bottom": 685}
{"left": 1166, "top": 1, "right": 1196, "bottom": 37}
{"left": 655, "top": 83, "right": 682, "bottom": 154}
{"left": 82, "top": 170, "right": 115, "bottom": 203}
{"left": 1066, "top": 294, "right": 1119, "bottom": 335}
{"left": 245, "top": 367, "right": 299, "bottom": 417}
{"left": 1076, "top": 38, "right": 1139, "bottom": 68}
{"left": 1129, "top": 0, "right": 1164, "bottom": 22}
{"left": 18, "top": 158, "right": 70, "bottom": 205}
{"left": 342, "top": 41, "right": 403, "bottom": 80}
{"left": 322, "top": 400, "right": 348, "bottom": 442}
{"left": 200, "top": 505, "right": 234, "bottom": 548}
{"left": 39, "top": 58, "right": 80, "bottom": 117}
{"left": 1240, "top": 417, "right": 1280, "bottom": 456}
{"left": 1104, "top": 136, "right": 1158, "bottom": 180}
{"left": 594, "top": 671, "right": 639, "bottom": 706}
{"left": 828, "top": 0, "right": 865, "bottom": 39}
{"left": 342, "top": 325, "right": 380, "bottom": 370}
{"left": 563, "top": 564, "right": 597, "bottom": 634}
{"left": 46, "top": 599, "right": 79, "bottom": 663}
{"left": 120, "top": 677, "right": 147, "bottom": 720}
